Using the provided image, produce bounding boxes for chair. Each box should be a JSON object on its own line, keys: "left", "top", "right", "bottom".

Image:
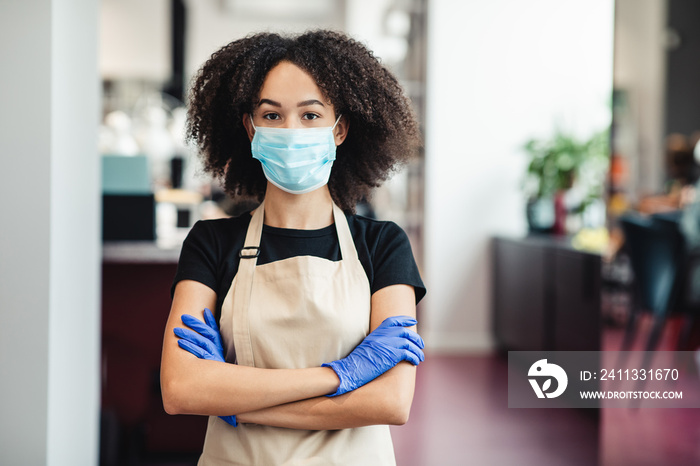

{"left": 617, "top": 214, "right": 693, "bottom": 405}
{"left": 619, "top": 213, "right": 688, "bottom": 354}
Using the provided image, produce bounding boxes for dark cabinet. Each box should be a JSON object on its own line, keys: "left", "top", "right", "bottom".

{"left": 101, "top": 243, "right": 206, "bottom": 465}
{"left": 492, "top": 236, "right": 601, "bottom": 351}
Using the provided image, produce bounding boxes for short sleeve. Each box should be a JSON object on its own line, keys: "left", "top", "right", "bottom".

{"left": 371, "top": 222, "right": 426, "bottom": 304}
{"left": 171, "top": 221, "right": 220, "bottom": 298}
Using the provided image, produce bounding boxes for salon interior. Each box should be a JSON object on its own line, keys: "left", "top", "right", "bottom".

{"left": 2, "top": 0, "right": 700, "bottom": 465}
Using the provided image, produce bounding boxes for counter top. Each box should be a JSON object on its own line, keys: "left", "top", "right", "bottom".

{"left": 102, "top": 240, "right": 182, "bottom": 264}
{"left": 493, "top": 233, "right": 602, "bottom": 258}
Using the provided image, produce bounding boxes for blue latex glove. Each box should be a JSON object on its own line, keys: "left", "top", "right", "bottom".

{"left": 322, "top": 315, "right": 425, "bottom": 397}
{"left": 173, "top": 308, "right": 237, "bottom": 427}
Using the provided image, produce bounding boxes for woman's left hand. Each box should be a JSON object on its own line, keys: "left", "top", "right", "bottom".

{"left": 174, "top": 308, "right": 237, "bottom": 427}
{"left": 322, "top": 315, "right": 424, "bottom": 397}
{"left": 174, "top": 308, "right": 224, "bottom": 360}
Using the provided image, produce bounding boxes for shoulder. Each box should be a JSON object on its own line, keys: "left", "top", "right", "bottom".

{"left": 347, "top": 214, "right": 409, "bottom": 247}
{"left": 182, "top": 213, "right": 252, "bottom": 258}
{"left": 188, "top": 213, "right": 251, "bottom": 240}
{"left": 173, "top": 213, "right": 252, "bottom": 297}
{"left": 347, "top": 213, "right": 425, "bottom": 303}
{"left": 346, "top": 214, "right": 414, "bottom": 266}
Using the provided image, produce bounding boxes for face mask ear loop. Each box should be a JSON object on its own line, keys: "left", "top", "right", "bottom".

{"left": 331, "top": 114, "right": 342, "bottom": 131}
{"left": 249, "top": 114, "right": 257, "bottom": 132}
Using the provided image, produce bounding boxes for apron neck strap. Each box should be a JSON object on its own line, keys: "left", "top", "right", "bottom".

{"left": 243, "top": 200, "right": 265, "bottom": 250}
{"left": 332, "top": 203, "right": 357, "bottom": 262}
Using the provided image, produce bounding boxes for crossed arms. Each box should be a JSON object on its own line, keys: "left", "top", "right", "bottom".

{"left": 160, "top": 279, "right": 421, "bottom": 430}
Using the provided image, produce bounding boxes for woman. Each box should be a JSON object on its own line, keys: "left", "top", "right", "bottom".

{"left": 160, "top": 30, "right": 426, "bottom": 465}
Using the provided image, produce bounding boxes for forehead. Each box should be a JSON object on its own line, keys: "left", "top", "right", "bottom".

{"left": 258, "top": 61, "right": 328, "bottom": 102}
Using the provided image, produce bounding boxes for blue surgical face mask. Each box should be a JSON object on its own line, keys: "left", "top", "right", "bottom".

{"left": 250, "top": 115, "right": 341, "bottom": 195}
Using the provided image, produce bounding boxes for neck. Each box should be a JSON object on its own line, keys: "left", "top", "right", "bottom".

{"left": 261, "top": 184, "right": 334, "bottom": 229}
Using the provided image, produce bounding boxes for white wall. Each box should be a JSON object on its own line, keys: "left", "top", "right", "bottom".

{"left": 0, "top": 0, "right": 101, "bottom": 463}
{"left": 423, "top": 0, "right": 614, "bottom": 352}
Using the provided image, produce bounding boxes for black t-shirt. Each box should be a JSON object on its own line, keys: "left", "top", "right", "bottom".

{"left": 172, "top": 212, "right": 426, "bottom": 320}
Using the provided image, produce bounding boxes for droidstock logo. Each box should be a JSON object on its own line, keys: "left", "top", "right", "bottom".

{"left": 528, "top": 359, "right": 568, "bottom": 399}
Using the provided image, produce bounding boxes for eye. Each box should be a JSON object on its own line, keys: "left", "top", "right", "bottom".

{"left": 302, "top": 113, "right": 321, "bottom": 120}
{"left": 262, "top": 113, "right": 280, "bottom": 121}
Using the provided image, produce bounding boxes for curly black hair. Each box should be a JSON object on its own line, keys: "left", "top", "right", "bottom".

{"left": 187, "top": 29, "right": 421, "bottom": 213}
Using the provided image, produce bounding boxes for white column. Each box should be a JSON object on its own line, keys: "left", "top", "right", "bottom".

{"left": 423, "top": 0, "right": 614, "bottom": 352}
{"left": 614, "top": 0, "right": 668, "bottom": 197}
{"left": 0, "top": 1, "right": 101, "bottom": 464}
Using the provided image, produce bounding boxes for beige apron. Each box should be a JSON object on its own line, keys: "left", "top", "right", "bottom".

{"left": 198, "top": 201, "right": 396, "bottom": 466}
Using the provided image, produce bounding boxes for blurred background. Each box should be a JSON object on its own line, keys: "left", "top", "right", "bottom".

{"left": 1, "top": 0, "right": 699, "bottom": 465}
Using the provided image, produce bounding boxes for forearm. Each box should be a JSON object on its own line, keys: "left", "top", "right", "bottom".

{"left": 162, "top": 355, "right": 339, "bottom": 416}
{"left": 237, "top": 362, "right": 416, "bottom": 430}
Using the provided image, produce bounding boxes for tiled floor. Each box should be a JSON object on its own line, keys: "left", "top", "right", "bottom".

{"left": 390, "top": 321, "right": 700, "bottom": 466}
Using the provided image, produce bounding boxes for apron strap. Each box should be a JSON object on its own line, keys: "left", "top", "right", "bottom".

{"left": 231, "top": 200, "right": 265, "bottom": 366}
{"left": 333, "top": 203, "right": 358, "bottom": 262}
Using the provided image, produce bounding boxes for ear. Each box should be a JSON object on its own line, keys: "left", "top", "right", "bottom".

{"left": 333, "top": 115, "right": 349, "bottom": 146}
{"left": 242, "top": 113, "right": 255, "bottom": 142}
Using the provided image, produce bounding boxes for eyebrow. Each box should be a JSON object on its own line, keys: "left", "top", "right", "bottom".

{"left": 297, "top": 99, "right": 325, "bottom": 107}
{"left": 256, "top": 98, "right": 325, "bottom": 108}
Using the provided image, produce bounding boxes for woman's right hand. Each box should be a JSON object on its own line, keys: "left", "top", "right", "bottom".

{"left": 322, "top": 315, "right": 424, "bottom": 397}
{"left": 174, "top": 308, "right": 238, "bottom": 427}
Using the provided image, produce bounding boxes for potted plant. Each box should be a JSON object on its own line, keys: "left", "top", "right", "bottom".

{"left": 522, "top": 128, "right": 609, "bottom": 234}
